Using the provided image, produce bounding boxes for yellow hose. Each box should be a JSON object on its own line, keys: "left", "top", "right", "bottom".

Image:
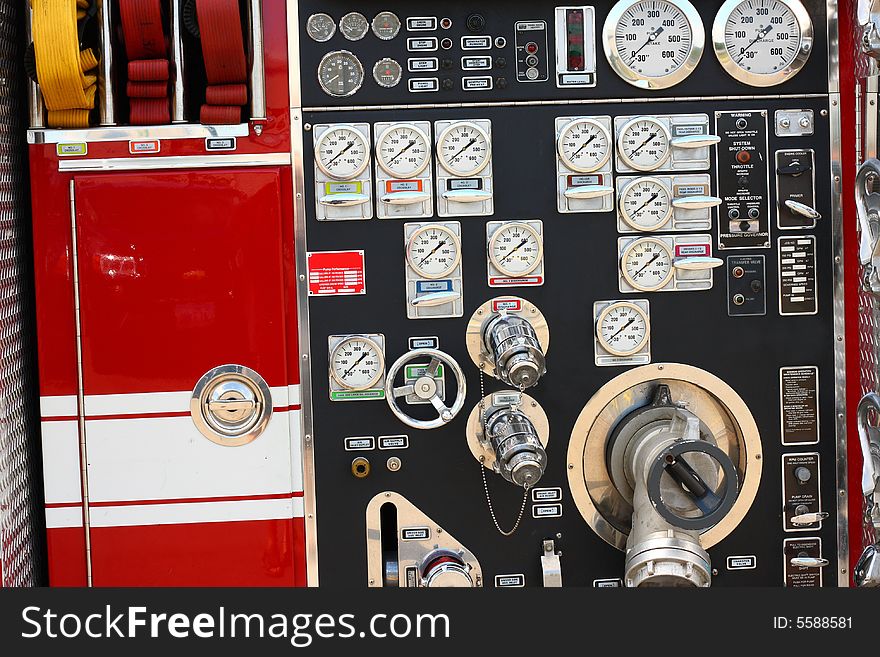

{"left": 32, "top": 0, "right": 98, "bottom": 128}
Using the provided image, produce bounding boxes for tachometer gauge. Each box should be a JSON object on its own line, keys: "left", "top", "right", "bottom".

{"left": 603, "top": 0, "right": 705, "bottom": 89}
{"left": 372, "top": 11, "right": 401, "bottom": 40}
{"left": 619, "top": 177, "right": 673, "bottom": 231}
{"left": 406, "top": 224, "right": 462, "bottom": 279}
{"left": 373, "top": 58, "right": 403, "bottom": 88}
{"left": 488, "top": 222, "right": 544, "bottom": 278}
{"left": 621, "top": 237, "right": 674, "bottom": 291}
{"left": 330, "top": 336, "right": 385, "bottom": 391}
{"left": 557, "top": 118, "right": 612, "bottom": 173}
{"left": 713, "top": 0, "right": 813, "bottom": 87}
{"left": 617, "top": 117, "right": 672, "bottom": 171}
{"left": 376, "top": 123, "right": 431, "bottom": 178}
{"left": 596, "top": 302, "right": 650, "bottom": 356}
{"left": 318, "top": 50, "right": 364, "bottom": 98}
{"left": 315, "top": 126, "right": 370, "bottom": 180}
{"left": 339, "top": 11, "right": 370, "bottom": 41}
{"left": 306, "top": 13, "right": 336, "bottom": 42}
{"left": 436, "top": 122, "right": 491, "bottom": 176}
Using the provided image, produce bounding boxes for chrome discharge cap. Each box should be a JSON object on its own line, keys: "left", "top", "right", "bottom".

{"left": 421, "top": 551, "right": 474, "bottom": 588}
{"left": 191, "top": 365, "right": 272, "bottom": 447}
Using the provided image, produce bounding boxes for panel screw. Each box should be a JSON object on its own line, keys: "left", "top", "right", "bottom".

{"left": 304, "top": 123, "right": 312, "bottom": 131}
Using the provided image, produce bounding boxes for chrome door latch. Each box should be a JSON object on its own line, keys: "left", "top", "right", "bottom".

{"left": 856, "top": 160, "right": 880, "bottom": 293}
{"left": 856, "top": 393, "right": 880, "bottom": 586}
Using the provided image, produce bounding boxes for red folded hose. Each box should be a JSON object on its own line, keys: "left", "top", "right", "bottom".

{"left": 205, "top": 83, "right": 248, "bottom": 106}
{"left": 196, "top": 0, "right": 248, "bottom": 125}
{"left": 127, "top": 81, "right": 168, "bottom": 98}
{"left": 200, "top": 104, "right": 241, "bottom": 125}
{"left": 128, "top": 59, "right": 169, "bottom": 82}
{"left": 119, "top": 0, "right": 170, "bottom": 125}
{"left": 129, "top": 98, "right": 171, "bottom": 125}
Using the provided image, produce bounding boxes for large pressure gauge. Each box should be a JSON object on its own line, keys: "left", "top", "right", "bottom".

{"left": 315, "top": 126, "right": 370, "bottom": 179}
{"left": 596, "top": 301, "right": 650, "bottom": 357}
{"left": 620, "top": 237, "right": 675, "bottom": 291}
{"left": 376, "top": 124, "right": 431, "bottom": 178}
{"left": 488, "top": 222, "right": 544, "bottom": 278}
{"left": 617, "top": 117, "right": 672, "bottom": 171}
{"left": 712, "top": 0, "right": 813, "bottom": 87}
{"left": 406, "top": 224, "right": 462, "bottom": 279}
{"left": 619, "top": 177, "right": 673, "bottom": 231}
{"left": 557, "top": 118, "right": 613, "bottom": 173}
{"left": 603, "top": 0, "right": 705, "bottom": 89}
{"left": 318, "top": 51, "right": 365, "bottom": 98}
{"left": 436, "top": 122, "right": 492, "bottom": 176}
{"left": 330, "top": 336, "right": 385, "bottom": 391}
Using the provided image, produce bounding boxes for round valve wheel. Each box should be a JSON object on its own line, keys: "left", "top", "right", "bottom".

{"left": 384, "top": 348, "right": 467, "bottom": 430}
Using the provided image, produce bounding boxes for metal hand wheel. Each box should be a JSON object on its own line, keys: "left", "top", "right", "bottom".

{"left": 384, "top": 349, "right": 466, "bottom": 430}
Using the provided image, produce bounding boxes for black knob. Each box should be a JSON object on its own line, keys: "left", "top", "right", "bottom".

{"left": 466, "top": 13, "right": 486, "bottom": 32}
{"left": 496, "top": 76, "right": 508, "bottom": 89}
{"left": 441, "top": 58, "right": 454, "bottom": 70}
{"left": 495, "top": 56, "right": 507, "bottom": 68}
{"left": 441, "top": 77, "right": 454, "bottom": 90}
{"left": 750, "top": 279, "right": 763, "bottom": 293}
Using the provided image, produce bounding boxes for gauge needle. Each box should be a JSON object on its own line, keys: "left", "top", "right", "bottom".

{"left": 418, "top": 240, "right": 447, "bottom": 266}
{"left": 631, "top": 132, "right": 658, "bottom": 156}
{"left": 635, "top": 252, "right": 662, "bottom": 276}
{"left": 449, "top": 138, "right": 477, "bottom": 163}
{"left": 499, "top": 239, "right": 529, "bottom": 264}
{"left": 570, "top": 135, "right": 597, "bottom": 159}
{"left": 610, "top": 318, "right": 635, "bottom": 340}
{"left": 326, "top": 141, "right": 354, "bottom": 166}
{"left": 342, "top": 352, "right": 368, "bottom": 378}
{"left": 326, "top": 74, "right": 340, "bottom": 84}
{"left": 632, "top": 193, "right": 660, "bottom": 217}
{"left": 388, "top": 140, "right": 416, "bottom": 165}
{"left": 629, "top": 26, "right": 664, "bottom": 63}
{"left": 737, "top": 25, "right": 774, "bottom": 63}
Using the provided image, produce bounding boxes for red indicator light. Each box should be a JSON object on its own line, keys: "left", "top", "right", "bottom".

{"left": 526, "top": 41, "right": 538, "bottom": 54}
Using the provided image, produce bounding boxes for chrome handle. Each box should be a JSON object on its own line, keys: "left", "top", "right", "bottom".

{"left": 790, "top": 511, "right": 829, "bottom": 526}
{"left": 384, "top": 349, "right": 467, "bottom": 430}
{"left": 672, "top": 195, "right": 722, "bottom": 210}
{"left": 673, "top": 256, "right": 723, "bottom": 271}
{"left": 411, "top": 291, "right": 462, "bottom": 307}
{"left": 784, "top": 199, "right": 821, "bottom": 220}
{"left": 671, "top": 134, "right": 720, "bottom": 149}
{"left": 381, "top": 191, "right": 431, "bottom": 205}
{"left": 858, "top": 393, "right": 880, "bottom": 499}
{"left": 790, "top": 557, "right": 829, "bottom": 568}
{"left": 442, "top": 189, "right": 493, "bottom": 203}
{"left": 564, "top": 185, "right": 614, "bottom": 200}
{"left": 319, "top": 193, "right": 371, "bottom": 207}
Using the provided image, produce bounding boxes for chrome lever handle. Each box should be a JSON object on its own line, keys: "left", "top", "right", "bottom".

{"left": 790, "top": 511, "right": 829, "bottom": 526}
{"left": 564, "top": 184, "right": 614, "bottom": 200}
{"left": 673, "top": 256, "right": 723, "bottom": 271}
{"left": 784, "top": 199, "right": 821, "bottom": 220}
{"left": 672, "top": 195, "right": 722, "bottom": 210}
{"left": 671, "top": 134, "right": 720, "bottom": 149}
{"left": 790, "top": 557, "right": 829, "bottom": 568}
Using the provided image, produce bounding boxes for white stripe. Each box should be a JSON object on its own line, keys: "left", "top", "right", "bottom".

{"left": 82, "top": 385, "right": 297, "bottom": 416}
{"left": 40, "top": 395, "right": 78, "bottom": 417}
{"left": 46, "top": 506, "right": 84, "bottom": 529}
{"left": 41, "top": 421, "right": 83, "bottom": 504}
{"left": 288, "top": 384, "right": 302, "bottom": 406}
{"left": 89, "top": 497, "right": 303, "bottom": 528}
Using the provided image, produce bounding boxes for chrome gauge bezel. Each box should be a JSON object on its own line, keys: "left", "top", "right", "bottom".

{"left": 306, "top": 12, "right": 336, "bottom": 42}
{"left": 620, "top": 237, "right": 675, "bottom": 291}
{"left": 712, "top": 0, "right": 813, "bottom": 87}
{"left": 373, "top": 58, "right": 403, "bottom": 89}
{"left": 372, "top": 11, "right": 402, "bottom": 40}
{"left": 617, "top": 116, "right": 673, "bottom": 172}
{"left": 317, "top": 50, "right": 365, "bottom": 98}
{"left": 406, "top": 224, "right": 463, "bottom": 279}
{"left": 339, "top": 11, "right": 370, "bottom": 41}
{"left": 329, "top": 336, "right": 386, "bottom": 391}
{"left": 436, "top": 121, "right": 492, "bottom": 177}
{"left": 619, "top": 177, "right": 674, "bottom": 231}
{"left": 314, "top": 125, "right": 370, "bottom": 180}
{"left": 557, "top": 118, "right": 613, "bottom": 174}
{"left": 376, "top": 123, "right": 432, "bottom": 178}
{"left": 596, "top": 301, "right": 651, "bottom": 357}
{"left": 488, "top": 222, "right": 544, "bottom": 278}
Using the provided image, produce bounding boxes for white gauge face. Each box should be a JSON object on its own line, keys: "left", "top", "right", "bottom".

{"left": 604, "top": 0, "right": 705, "bottom": 88}
{"left": 489, "top": 223, "right": 543, "bottom": 278}
{"left": 714, "top": 0, "right": 812, "bottom": 86}
{"left": 330, "top": 337, "right": 384, "bottom": 391}
{"left": 620, "top": 178, "right": 673, "bottom": 231}
{"left": 318, "top": 50, "right": 364, "bottom": 98}
{"left": 597, "top": 302, "right": 650, "bottom": 356}
{"left": 437, "top": 122, "right": 491, "bottom": 176}
{"left": 618, "top": 117, "right": 672, "bottom": 171}
{"left": 377, "top": 124, "right": 430, "bottom": 178}
{"left": 340, "top": 12, "right": 370, "bottom": 41}
{"left": 372, "top": 11, "right": 401, "bottom": 40}
{"left": 621, "top": 238, "right": 674, "bottom": 291}
{"left": 407, "top": 225, "right": 462, "bottom": 279}
{"left": 307, "top": 13, "right": 336, "bottom": 42}
{"left": 316, "top": 126, "right": 370, "bottom": 179}
{"left": 558, "top": 118, "right": 613, "bottom": 173}
{"left": 373, "top": 58, "right": 403, "bottom": 88}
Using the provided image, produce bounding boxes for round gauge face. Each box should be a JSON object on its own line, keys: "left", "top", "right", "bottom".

{"left": 315, "top": 126, "right": 370, "bottom": 180}
{"left": 372, "top": 11, "right": 401, "bottom": 40}
{"left": 330, "top": 337, "right": 385, "bottom": 391}
{"left": 317, "top": 50, "right": 364, "bottom": 98}
{"left": 604, "top": 0, "right": 705, "bottom": 89}
{"left": 597, "top": 302, "right": 650, "bottom": 357}
{"left": 620, "top": 177, "right": 673, "bottom": 231}
{"left": 339, "top": 11, "right": 369, "bottom": 41}
{"left": 620, "top": 237, "right": 675, "bottom": 291}
{"left": 406, "top": 224, "right": 462, "bottom": 279}
{"left": 713, "top": 0, "right": 813, "bottom": 87}
{"left": 557, "top": 118, "right": 613, "bottom": 173}
{"left": 306, "top": 13, "right": 336, "bottom": 42}
{"left": 376, "top": 124, "right": 431, "bottom": 178}
{"left": 489, "top": 222, "right": 544, "bottom": 278}
{"left": 436, "top": 122, "right": 491, "bottom": 176}
{"left": 373, "top": 58, "right": 403, "bottom": 88}
{"left": 617, "top": 117, "right": 672, "bottom": 171}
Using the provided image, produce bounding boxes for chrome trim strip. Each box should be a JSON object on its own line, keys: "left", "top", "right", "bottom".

{"left": 57, "top": 153, "right": 290, "bottom": 172}
{"left": 25, "top": 3, "right": 44, "bottom": 129}
{"left": 96, "top": 0, "right": 116, "bottom": 126}
{"left": 867, "top": 76, "right": 878, "bottom": 160}
{"left": 249, "top": 0, "right": 268, "bottom": 120}
{"left": 170, "top": 0, "right": 187, "bottom": 124}
{"left": 28, "top": 123, "right": 250, "bottom": 145}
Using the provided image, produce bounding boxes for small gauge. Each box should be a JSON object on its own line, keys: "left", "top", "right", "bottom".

{"left": 617, "top": 117, "right": 672, "bottom": 171}
{"left": 406, "top": 224, "right": 462, "bottom": 279}
{"left": 372, "top": 11, "right": 401, "bottom": 40}
{"left": 489, "top": 222, "right": 544, "bottom": 278}
{"left": 373, "top": 58, "right": 403, "bottom": 88}
{"left": 330, "top": 336, "right": 385, "bottom": 391}
{"left": 318, "top": 50, "right": 364, "bottom": 98}
{"left": 339, "top": 11, "right": 370, "bottom": 41}
{"left": 596, "top": 302, "right": 650, "bottom": 357}
{"left": 557, "top": 118, "right": 613, "bottom": 173}
{"left": 377, "top": 124, "right": 431, "bottom": 178}
{"left": 620, "top": 237, "right": 675, "bottom": 292}
{"left": 713, "top": 0, "right": 813, "bottom": 87}
{"left": 306, "top": 12, "right": 336, "bottom": 42}
{"left": 315, "top": 126, "right": 370, "bottom": 180}
{"left": 603, "top": 0, "right": 705, "bottom": 89}
{"left": 436, "top": 122, "right": 491, "bottom": 176}
{"left": 619, "top": 177, "right": 673, "bottom": 231}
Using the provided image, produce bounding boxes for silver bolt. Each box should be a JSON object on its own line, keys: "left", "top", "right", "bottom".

{"left": 780, "top": 117, "right": 791, "bottom": 128}
{"left": 387, "top": 456, "right": 402, "bottom": 472}
{"left": 799, "top": 117, "right": 811, "bottom": 128}
{"left": 304, "top": 123, "right": 312, "bottom": 131}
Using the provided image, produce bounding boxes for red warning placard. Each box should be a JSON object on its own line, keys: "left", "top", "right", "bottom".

{"left": 307, "top": 250, "right": 366, "bottom": 296}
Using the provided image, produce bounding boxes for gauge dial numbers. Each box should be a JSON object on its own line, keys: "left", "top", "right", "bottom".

{"left": 436, "top": 122, "right": 492, "bottom": 177}
{"left": 340, "top": 11, "right": 370, "bottom": 41}
{"left": 406, "top": 224, "right": 462, "bottom": 279}
{"left": 712, "top": 0, "right": 813, "bottom": 87}
{"left": 306, "top": 13, "right": 336, "bottom": 42}
{"left": 372, "top": 11, "right": 401, "bottom": 40}
{"left": 315, "top": 126, "right": 370, "bottom": 180}
{"left": 603, "top": 0, "right": 705, "bottom": 89}
{"left": 488, "top": 222, "right": 544, "bottom": 278}
{"left": 596, "top": 302, "right": 651, "bottom": 357}
{"left": 619, "top": 177, "right": 673, "bottom": 231}
{"left": 617, "top": 117, "right": 672, "bottom": 172}
{"left": 376, "top": 124, "right": 431, "bottom": 178}
{"left": 318, "top": 50, "right": 365, "bottom": 98}
{"left": 329, "top": 336, "right": 385, "bottom": 391}
{"left": 557, "top": 118, "right": 613, "bottom": 173}
{"left": 620, "top": 237, "right": 675, "bottom": 292}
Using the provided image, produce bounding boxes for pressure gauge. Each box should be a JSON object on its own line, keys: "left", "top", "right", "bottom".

{"left": 318, "top": 51, "right": 364, "bottom": 98}
{"left": 373, "top": 58, "right": 403, "bottom": 88}
{"left": 372, "top": 11, "right": 401, "bottom": 40}
{"left": 489, "top": 222, "right": 544, "bottom": 278}
{"left": 315, "top": 126, "right": 370, "bottom": 180}
{"left": 406, "top": 224, "right": 462, "bottom": 279}
{"left": 713, "top": 0, "right": 813, "bottom": 87}
{"left": 437, "top": 122, "right": 491, "bottom": 176}
{"left": 330, "top": 336, "right": 385, "bottom": 391}
{"left": 340, "top": 11, "right": 370, "bottom": 41}
{"left": 306, "top": 13, "right": 336, "bottom": 42}
{"left": 596, "top": 302, "right": 650, "bottom": 357}
{"left": 620, "top": 237, "right": 674, "bottom": 291}
{"left": 619, "top": 177, "right": 673, "bottom": 231}
{"left": 603, "top": 0, "right": 705, "bottom": 89}
{"left": 377, "top": 123, "right": 431, "bottom": 178}
{"left": 617, "top": 117, "right": 672, "bottom": 171}
{"left": 557, "top": 118, "right": 613, "bottom": 173}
